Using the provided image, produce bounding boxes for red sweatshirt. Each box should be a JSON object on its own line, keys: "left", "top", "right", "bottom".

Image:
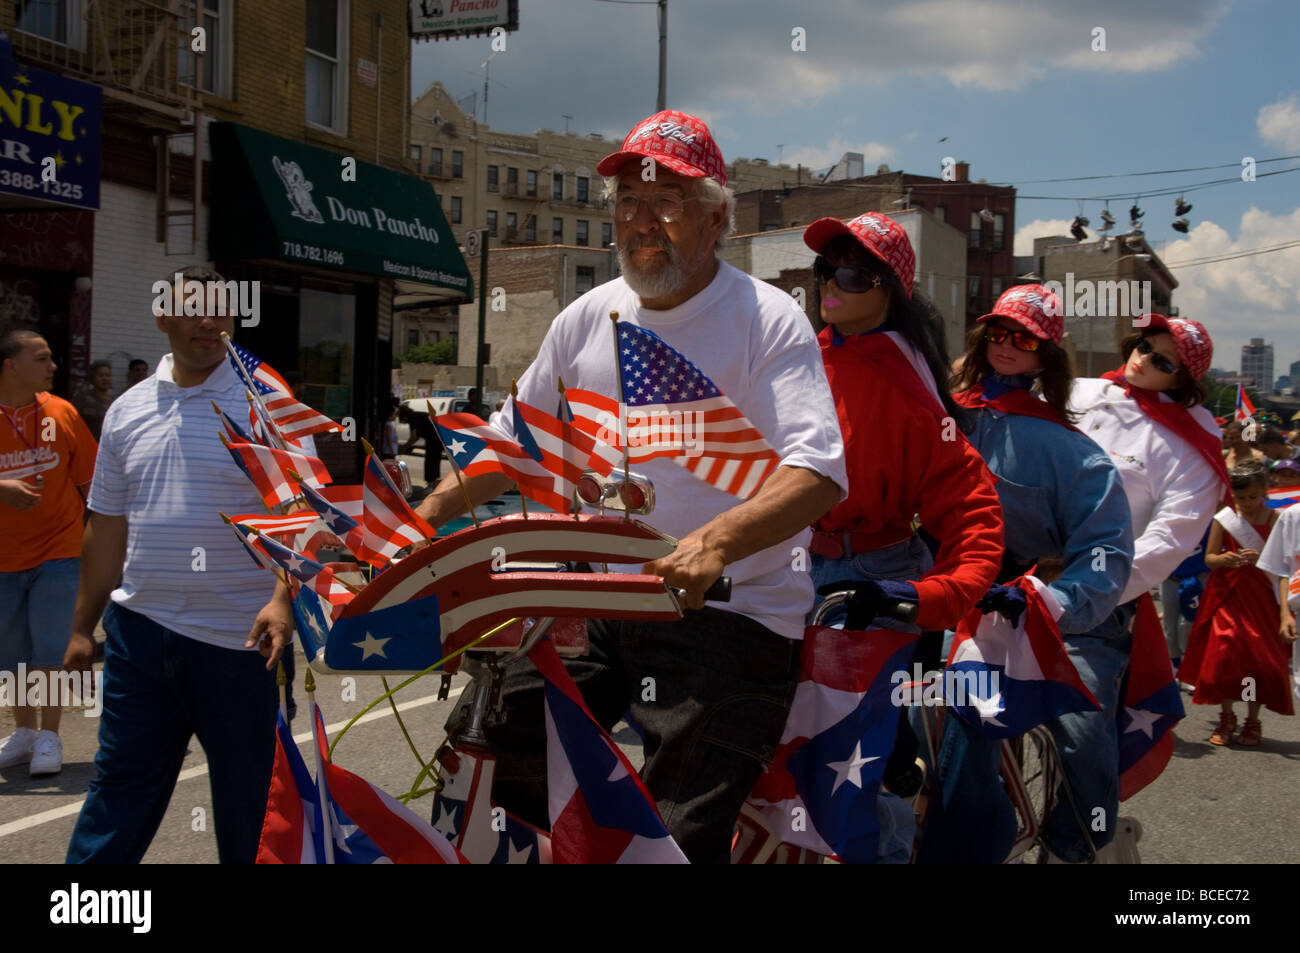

{"left": 815, "top": 328, "right": 1004, "bottom": 630}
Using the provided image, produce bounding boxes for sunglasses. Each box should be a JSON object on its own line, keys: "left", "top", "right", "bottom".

{"left": 984, "top": 324, "right": 1041, "bottom": 352}
{"left": 609, "top": 192, "right": 699, "bottom": 224}
{"left": 1135, "top": 336, "right": 1180, "bottom": 375}
{"left": 813, "top": 256, "right": 885, "bottom": 294}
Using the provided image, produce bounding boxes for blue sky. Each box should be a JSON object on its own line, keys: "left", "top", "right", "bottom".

{"left": 413, "top": 0, "right": 1300, "bottom": 380}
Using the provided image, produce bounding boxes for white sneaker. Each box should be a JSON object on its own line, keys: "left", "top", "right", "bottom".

{"left": 0, "top": 728, "right": 38, "bottom": 769}
{"left": 29, "top": 730, "right": 62, "bottom": 777}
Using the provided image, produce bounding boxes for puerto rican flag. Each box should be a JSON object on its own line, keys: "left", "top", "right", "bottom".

{"left": 226, "top": 340, "right": 343, "bottom": 443}
{"left": 312, "top": 706, "right": 468, "bottom": 863}
{"left": 511, "top": 397, "right": 617, "bottom": 514}
{"left": 564, "top": 322, "right": 781, "bottom": 499}
{"left": 1120, "top": 595, "right": 1185, "bottom": 800}
{"left": 290, "top": 479, "right": 365, "bottom": 557}
{"left": 747, "top": 624, "right": 917, "bottom": 863}
{"left": 1235, "top": 383, "right": 1257, "bottom": 425}
{"left": 429, "top": 746, "right": 552, "bottom": 864}
{"left": 359, "top": 454, "right": 435, "bottom": 567}
{"left": 529, "top": 635, "right": 687, "bottom": 863}
{"left": 254, "top": 530, "right": 354, "bottom": 621}
{"left": 1267, "top": 485, "right": 1300, "bottom": 510}
{"left": 945, "top": 575, "right": 1100, "bottom": 738}
{"left": 222, "top": 438, "right": 331, "bottom": 509}
{"left": 256, "top": 711, "right": 324, "bottom": 864}
{"left": 436, "top": 413, "right": 575, "bottom": 512}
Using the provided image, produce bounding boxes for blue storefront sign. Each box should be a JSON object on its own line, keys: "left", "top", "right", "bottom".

{"left": 0, "top": 33, "right": 101, "bottom": 210}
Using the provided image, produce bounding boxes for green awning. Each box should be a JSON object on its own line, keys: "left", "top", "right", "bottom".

{"left": 209, "top": 122, "right": 472, "bottom": 300}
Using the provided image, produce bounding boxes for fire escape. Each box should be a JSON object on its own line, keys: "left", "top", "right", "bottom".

{"left": 8, "top": 0, "right": 203, "bottom": 253}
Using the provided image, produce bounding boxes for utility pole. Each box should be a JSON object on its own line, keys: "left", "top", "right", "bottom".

{"left": 657, "top": 0, "right": 667, "bottom": 111}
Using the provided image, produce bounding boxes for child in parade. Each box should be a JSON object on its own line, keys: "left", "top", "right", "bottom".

{"left": 1258, "top": 501, "right": 1300, "bottom": 707}
{"left": 916, "top": 285, "right": 1135, "bottom": 864}
{"left": 1179, "top": 461, "right": 1294, "bottom": 745}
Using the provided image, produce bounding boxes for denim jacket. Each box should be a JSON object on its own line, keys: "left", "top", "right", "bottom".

{"left": 965, "top": 397, "right": 1135, "bottom": 634}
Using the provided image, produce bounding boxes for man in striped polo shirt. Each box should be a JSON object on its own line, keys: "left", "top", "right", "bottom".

{"left": 63, "top": 266, "right": 293, "bottom": 864}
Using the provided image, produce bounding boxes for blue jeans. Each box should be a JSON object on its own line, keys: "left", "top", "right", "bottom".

{"left": 915, "top": 604, "right": 1133, "bottom": 863}
{"left": 485, "top": 608, "right": 799, "bottom": 864}
{"left": 0, "top": 557, "right": 80, "bottom": 671}
{"left": 66, "top": 604, "right": 279, "bottom": 864}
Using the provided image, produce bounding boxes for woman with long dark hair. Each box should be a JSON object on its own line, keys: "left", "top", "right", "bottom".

{"left": 915, "top": 285, "right": 1136, "bottom": 863}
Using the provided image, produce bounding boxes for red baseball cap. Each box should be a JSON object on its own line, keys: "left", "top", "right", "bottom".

{"left": 596, "top": 110, "right": 728, "bottom": 186}
{"left": 803, "top": 212, "right": 915, "bottom": 297}
{"left": 1137, "top": 314, "right": 1213, "bottom": 380}
{"left": 978, "top": 284, "right": 1064, "bottom": 344}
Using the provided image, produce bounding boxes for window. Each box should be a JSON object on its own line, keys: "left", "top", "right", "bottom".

{"left": 409, "top": 144, "right": 422, "bottom": 163}
{"left": 576, "top": 220, "right": 589, "bottom": 247}
{"left": 486, "top": 210, "right": 498, "bottom": 237}
{"left": 526, "top": 170, "right": 538, "bottom": 196}
{"left": 552, "top": 217, "right": 564, "bottom": 242}
{"left": 452, "top": 151, "right": 464, "bottom": 178}
{"left": 506, "top": 167, "right": 518, "bottom": 195}
{"left": 16, "top": 0, "right": 86, "bottom": 48}
{"left": 486, "top": 165, "right": 499, "bottom": 192}
{"left": 552, "top": 172, "right": 564, "bottom": 201}
{"left": 576, "top": 176, "right": 589, "bottom": 204}
{"left": 993, "top": 213, "right": 1006, "bottom": 250}
{"left": 991, "top": 277, "right": 1003, "bottom": 300}
{"left": 429, "top": 331, "right": 441, "bottom": 343}
{"left": 575, "top": 266, "right": 596, "bottom": 296}
{"left": 450, "top": 195, "right": 462, "bottom": 224}
{"left": 525, "top": 215, "right": 537, "bottom": 242}
{"left": 934, "top": 204, "right": 947, "bottom": 224}
{"left": 968, "top": 211, "right": 982, "bottom": 248}
{"left": 306, "top": 0, "right": 347, "bottom": 132}
{"left": 407, "top": 329, "right": 420, "bottom": 347}
{"left": 506, "top": 211, "right": 518, "bottom": 235}
{"left": 429, "top": 147, "right": 443, "bottom": 176}
{"left": 968, "top": 275, "right": 981, "bottom": 302}
{"left": 601, "top": 222, "right": 612, "bottom": 247}
{"left": 179, "top": 0, "right": 228, "bottom": 95}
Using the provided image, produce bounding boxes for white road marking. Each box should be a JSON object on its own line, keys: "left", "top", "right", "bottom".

{"left": 0, "top": 687, "right": 462, "bottom": 840}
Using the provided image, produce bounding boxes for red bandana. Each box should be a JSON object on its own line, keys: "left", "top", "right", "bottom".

{"left": 1100, "top": 368, "right": 1230, "bottom": 491}
{"left": 954, "top": 382, "right": 1081, "bottom": 434}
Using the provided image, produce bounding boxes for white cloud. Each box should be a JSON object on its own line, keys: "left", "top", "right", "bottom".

{"left": 1257, "top": 94, "right": 1300, "bottom": 152}
{"left": 782, "top": 138, "right": 896, "bottom": 174}
{"left": 1160, "top": 207, "right": 1300, "bottom": 375}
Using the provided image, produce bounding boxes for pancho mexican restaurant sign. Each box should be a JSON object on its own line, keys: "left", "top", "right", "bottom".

{"left": 409, "top": 0, "right": 517, "bottom": 40}
{"left": 208, "top": 121, "right": 472, "bottom": 297}
{"left": 0, "top": 34, "right": 101, "bottom": 210}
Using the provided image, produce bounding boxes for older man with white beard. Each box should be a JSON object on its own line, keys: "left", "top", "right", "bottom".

{"left": 414, "top": 110, "right": 847, "bottom": 863}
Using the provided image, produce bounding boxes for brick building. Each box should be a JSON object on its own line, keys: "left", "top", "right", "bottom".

{"left": 732, "top": 159, "right": 1015, "bottom": 332}
{"left": 1, "top": 1, "right": 470, "bottom": 477}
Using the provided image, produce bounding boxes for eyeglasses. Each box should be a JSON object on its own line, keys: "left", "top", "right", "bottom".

{"left": 984, "top": 324, "right": 1041, "bottom": 352}
{"left": 1135, "top": 336, "right": 1180, "bottom": 375}
{"left": 609, "top": 192, "right": 699, "bottom": 224}
{"left": 812, "top": 256, "right": 885, "bottom": 294}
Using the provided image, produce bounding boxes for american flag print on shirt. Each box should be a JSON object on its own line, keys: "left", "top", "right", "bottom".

{"left": 566, "top": 322, "right": 780, "bottom": 498}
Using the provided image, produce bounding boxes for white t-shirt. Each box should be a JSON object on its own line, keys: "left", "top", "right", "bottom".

{"left": 1068, "top": 378, "right": 1223, "bottom": 604}
{"left": 489, "top": 260, "right": 847, "bottom": 639}
{"left": 89, "top": 354, "right": 277, "bottom": 650}
{"left": 1258, "top": 505, "right": 1300, "bottom": 612}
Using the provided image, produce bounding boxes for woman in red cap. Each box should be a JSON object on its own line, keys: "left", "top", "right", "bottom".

{"left": 802, "top": 212, "right": 1002, "bottom": 632}
{"left": 916, "top": 285, "right": 1136, "bottom": 863}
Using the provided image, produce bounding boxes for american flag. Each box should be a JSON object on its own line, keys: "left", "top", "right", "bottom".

{"left": 512, "top": 399, "right": 616, "bottom": 514}
{"left": 222, "top": 437, "right": 330, "bottom": 509}
{"left": 226, "top": 340, "right": 343, "bottom": 443}
{"left": 360, "top": 454, "right": 435, "bottom": 566}
{"left": 435, "top": 413, "right": 573, "bottom": 512}
{"left": 567, "top": 322, "right": 780, "bottom": 498}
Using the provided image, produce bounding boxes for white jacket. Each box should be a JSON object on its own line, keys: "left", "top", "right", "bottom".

{"left": 1068, "top": 378, "right": 1223, "bottom": 604}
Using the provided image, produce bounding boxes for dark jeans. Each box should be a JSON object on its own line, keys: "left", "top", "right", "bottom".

{"left": 485, "top": 608, "right": 800, "bottom": 864}
{"left": 66, "top": 604, "right": 279, "bottom": 864}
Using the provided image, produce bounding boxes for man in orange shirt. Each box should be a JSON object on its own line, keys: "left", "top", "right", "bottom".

{"left": 0, "top": 330, "right": 97, "bottom": 776}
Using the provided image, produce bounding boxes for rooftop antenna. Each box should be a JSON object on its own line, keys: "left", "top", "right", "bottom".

{"left": 562, "top": 114, "right": 573, "bottom": 135}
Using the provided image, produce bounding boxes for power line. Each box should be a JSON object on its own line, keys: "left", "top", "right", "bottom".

{"left": 989, "top": 154, "right": 1300, "bottom": 186}
{"left": 1162, "top": 238, "right": 1300, "bottom": 269}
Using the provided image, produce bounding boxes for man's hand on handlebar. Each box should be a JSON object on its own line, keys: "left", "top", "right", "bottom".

{"left": 642, "top": 531, "right": 726, "bottom": 611}
{"left": 976, "top": 583, "right": 1028, "bottom": 626}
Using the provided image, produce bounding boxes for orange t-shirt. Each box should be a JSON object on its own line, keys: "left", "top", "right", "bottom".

{"left": 0, "top": 393, "right": 98, "bottom": 572}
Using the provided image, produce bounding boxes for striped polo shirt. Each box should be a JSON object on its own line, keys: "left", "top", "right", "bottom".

{"left": 89, "top": 353, "right": 278, "bottom": 651}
